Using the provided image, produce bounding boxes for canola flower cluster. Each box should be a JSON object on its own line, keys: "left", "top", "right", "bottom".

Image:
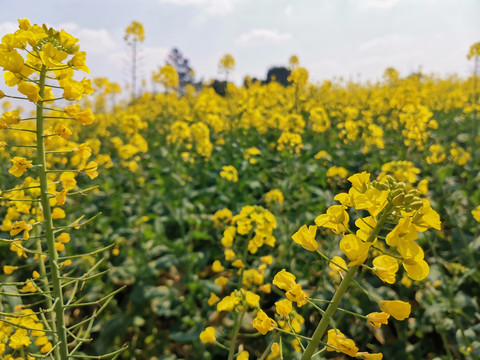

{"left": 254, "top": 171, "right": 441, "bottom": 359}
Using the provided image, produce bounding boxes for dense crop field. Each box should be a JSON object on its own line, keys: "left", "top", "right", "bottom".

{"left": 1, "top": 20, "right": 480, "bottom": 360}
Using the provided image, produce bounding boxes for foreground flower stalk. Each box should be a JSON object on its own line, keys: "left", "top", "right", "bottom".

{"left": 301, "top": 205, "right": 392, "bottom": 360}
{"left": 1, "top": 19, "right": 124, "bottom": 359}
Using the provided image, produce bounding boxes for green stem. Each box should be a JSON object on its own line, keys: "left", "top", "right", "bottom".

{"left": 36, "top": 64, "right": 69, "bottom": 360}
{"left": 227, "top": 309, "right": 245, "bottom": 360}
{"left": 300, "top": 265, "right": 358, "bottom": 360}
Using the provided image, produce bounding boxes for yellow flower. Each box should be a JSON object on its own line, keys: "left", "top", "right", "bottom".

{"left": 285, "top": 284, "right": 309, "bottom": 307}
{"left": 292, "top": 224, "right": 318, "bottom": 251}
{"left": 232, "top": 259, "right": 245, "bottom": 268}
{"left": 217, "top": 293, "right": 240, "bottom": 312}
{"left": 413, "top": 200, "right": 441, "bottom": 231}
{"left": 153, "top": 64, "right": 179, "bottom": 89}
{"left": 402, "top": 249, "right": 429, "bottom": 281}
{"left": 273, "top": 269, "right": 296, "bottom": 291}
{"left": 260, "top": 255, "right": 273, "bottom": 264}
{"left": 212, "top": 208, "right": 233, "bottom": 227}
{"left": 385, "top": 216, "right": 417, "bottom": 247}
{"left": 245, "top": 291, "right": 260, "bottom": 308}
{"left": 329, "top": 256, "right": 347, "bottom": 273}
{"left": 54, "top": 124, "right": 72, "bottom": 139}
{"left": 366, "top": 312, "right": 390, "bottom": 327}
{"left": 326, "top": 329, "right": 358, "bottom": 357}
{"left": 356, "top": 352, "right": 383, "bottom": 360}
{"left": 473, "top": 206, "right": 480, "bottom": 222}
{"left": 212, "top": 260, "right": 224, "bottom": 272}
{"left": 3, "top": 265, "right": 18, "bottom": 274}
{"left": 60, "top": 172, "right": 77, "bottom": 190}
{"left": 20, "top": 279, "right": 37, "bottom": 293}
{"left": 199, "top": 326, "right": 216, "bottom": 344}
{"left": 9, "top": 157, "right": 33, "bottom": 177}
{"left": 84, "top": 161, "right": 99, "bottom": 180}
{"left": 40, "top": 341, "right": 53, "bottom": 354}
{"left": 253, "top": 309, "right": 277, "bottom": 335}
{"left": 56, "top": 190, "right": 68, "bottom": 206}
{"left": 1, "top": 109, "right": 20, "bottom": 125}
{"left": 221, "top": 226, "right": 236, "bottom": 247}
{"left": 17, "top": 81, "right": 41, "bottom": 102}
{"left": 237, "top": 350, "right": 249, "bottom": 360}
{"left": 55, "top": 242, "right": 65, "bottom": 251}
{"left": 372, "top": 255, "right": 399, "bottom": 284}
{"left": 379, "top": 300, "right": 411, "bottom": 320}
{"left": 265, "top": 189, "right": 284, "bottom": 206}
{"left": 326, "top": 166, "right": 349, "bottom": 179}
{"left": 220, "top": 165, "right": 238, "bottom": 182}
{"left": 207, "top": 293, "right": 219, "bottom": 306}
{"left": 51, "top": 207, "right": 66, "bottom": 219}
{"left": 215, "top": 276, "right": 229, "bottom": 287}
{"left": 315, "top": 205, "right": 349, "bottom": 234}
{"left": 266, "top": 342, "right": 280, "bottom": 360}
{"left": 10, "top": 221, "right": 33, "bottom": 240}
{"left": 39, "top": 42, "right": 68, "bottom": 67}
{"left": 224, "top": 249, "right": 236, "bottom": 261}
{"left": 9, "top": 328, "right": 31, "bottom": 349}
{"left": 340, "top": 234, "right": 371, "bottom": 266}
{"left": 61, "top": 78, "right": 84, "bottom": 100}
{"left": 125, "top": 21, "right": 145, "bottom": 43}
{"left": 56, "top": 233, "right": 70, "bottom": 243}
{"left": 219, "top": 53, "right": 235, "bottom": 72}
{"left": 275, "top": 299, "right": 292, "bottom": 317}
{"left": 0, "top": 49, "right": 24, "bottom": 73}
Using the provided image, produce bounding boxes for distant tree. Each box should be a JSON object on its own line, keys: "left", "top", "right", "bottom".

{"left": 166, "top": 48, "right": 194, "bottom": 94}
{"left": 265, "top": 66, "right": 291, "bottom": 87}
{"left": 211, "top": 79, "right": 227, "bottom": 96}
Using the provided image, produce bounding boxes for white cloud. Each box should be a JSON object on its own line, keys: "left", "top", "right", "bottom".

{"left": 360, "top": 0, "right": 400, "bottom": 9}
{"left": 359, "top": 34, "right": 406, "bottom": 52}
{"left": 284, "top": 5, "right": 293, "bottom": 17}
{"left": 235, "top": 29, "right": 292, "bottom": 47}
{"left": 57, "top": 23, "right": 118, "bottom": 54}
{"left": 159, "top": 0, "right": 241, "bottom": 15}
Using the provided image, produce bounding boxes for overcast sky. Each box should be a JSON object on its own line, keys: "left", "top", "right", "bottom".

{"left": 1, "top": 0, "right": 479, "bottom": 90}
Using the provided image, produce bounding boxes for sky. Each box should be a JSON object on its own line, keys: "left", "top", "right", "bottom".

{"left": 0, "top": 0, "right": 479, "bottom": 91}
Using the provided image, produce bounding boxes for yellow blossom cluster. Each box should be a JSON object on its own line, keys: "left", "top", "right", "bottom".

{"left": 0, "top": 306, "right": 53, "bottom": 357}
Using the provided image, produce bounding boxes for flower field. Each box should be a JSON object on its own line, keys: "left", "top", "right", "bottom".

{"left": 1, "top": 20, "right": 480, "bottom": 360}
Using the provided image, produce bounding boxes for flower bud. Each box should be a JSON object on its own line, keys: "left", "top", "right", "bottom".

{"left": 0, "top": 90, "right": 4, "bottom": 99}
{"left": 391, "top": 188, "right": 404, "bottom": 197}
{"left": 393, "top": 193, "right": 405, "bottom": 206}
{"left": 409, "top": 201, "right": 424, "bottom": 210}
{"left": 404, "top": 194, "right": 415, "bottom": 203}
{"left": 386, "top": 175, "right": 396, "bottom": 186}
{"left": 408, "top": 189, "right": 421, "bottom": 197}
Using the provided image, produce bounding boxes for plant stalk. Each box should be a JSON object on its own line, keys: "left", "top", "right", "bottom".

{"left": 36, "top": 64, "right": 70, "bottom": 360}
